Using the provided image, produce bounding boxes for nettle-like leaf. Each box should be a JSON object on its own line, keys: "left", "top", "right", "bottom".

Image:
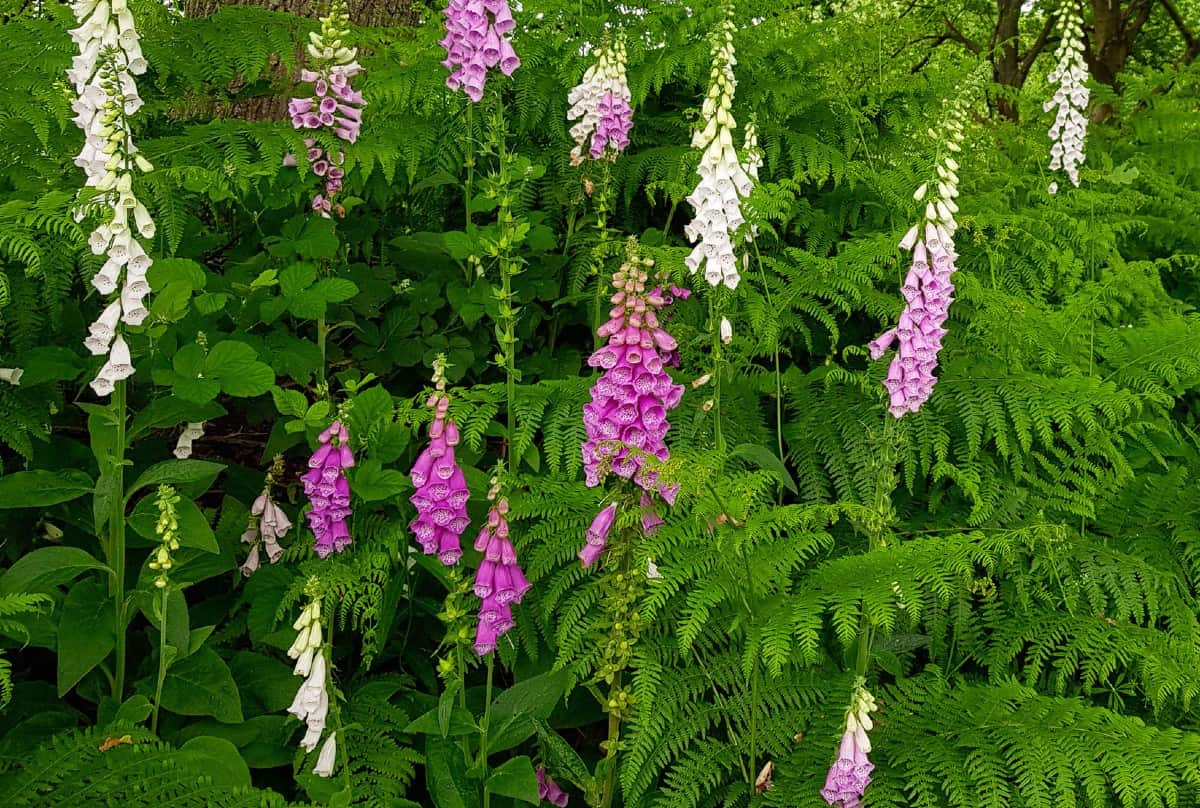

{"left": 155, "top": 341, "right": 275, "bottom": 403}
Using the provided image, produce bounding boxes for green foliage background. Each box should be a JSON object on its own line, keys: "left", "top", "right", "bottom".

{"left": 0, "top": 0, "right": 1198, "bottom": 805}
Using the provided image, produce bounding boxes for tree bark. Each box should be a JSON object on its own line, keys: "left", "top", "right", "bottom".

{"left": 993, "top": 0, "right": 1023, "bottom": 120}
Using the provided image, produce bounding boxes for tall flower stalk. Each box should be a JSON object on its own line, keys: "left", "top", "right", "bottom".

{"left": 68, "top": 0, "right": 154, "bottom": 701}
{"left": 410, "top": 356, "right": 470, "bottom": 566}
{"left": 568, "top": 36, "right": 634, "bottom": 345}
{"left": 1045, "top": 0, "right": 1088, "bottom": 192}
{"left": 287, "top": 0, "right": 365, "bottom": 217}
{"left": 579, "top": 240, "right": 685, "bottom": 808}
{"left": 684, "top": 9, "right": 752, "bottom": 291}
{"left": 869, "top": 86, "right": 973, "bottom": 418}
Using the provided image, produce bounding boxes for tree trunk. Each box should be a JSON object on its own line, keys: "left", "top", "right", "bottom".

{"left": 993, "top": 0, "right": 1023, "bottom": 121}
{"left": 1085, "top": 0, "right": 1155, "bottom": 118}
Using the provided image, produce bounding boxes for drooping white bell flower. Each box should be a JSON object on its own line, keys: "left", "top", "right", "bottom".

{"left": 173, "top": 421, "right": 205, "bottom": 459}
{"left": 69, "top": 0, "right": 156, "bottom": 396}
{"left": 287, "top": 594, "right": 333, "bottom": 757}
{"left": 313, "top": 733, "right": 337, "bottom": 778}
{"left": 683, "top": 13, "right": 753, "bottom": 291}
{"left": 1045, "top": 2, "right": 1089, "bottom": 188}
{"left": 0, "top": 368, "right": 23, "bottom": 386}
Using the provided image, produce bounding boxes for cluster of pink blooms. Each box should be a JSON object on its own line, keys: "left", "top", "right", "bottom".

{"left": 867, "top": 227, "right": 957, "bottom": 418}
{"left": 439, "top": 0, "right": 519, "bottom": 102}
{"left": 409, "top": 392, "right": 469, "bottom": 566}
{"left": 566, "top": 38, "right": 632, "bottom": 163}
{"left": 536, "top": 767, "right": 569, "bottom": 806}
{"left": 286, "top": 0, "right": 365, "bottom": 217}
{"left": 579, "top": 249, "right": 685, "bottom": 566}
{"left": 302, "top": 421, "right": 355, "bottom": 557}
{"left": 821, "top": 684, "right": 878, "bottom": 807}
{"left": 240, "top": 490, "right": 292, "bottom": 576}
{"left": 869, "top": 103, "right": 964, "bottom": 418}
{"left": 472, "top": 494, "right": 530, "bottom": 654}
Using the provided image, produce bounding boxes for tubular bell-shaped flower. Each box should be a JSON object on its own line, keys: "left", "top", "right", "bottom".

{"left": 472, "top": 477, "right": 530, "bottom": 655}
{"left": 821, "top": 683, "right": 879, "bottom": 807}
{"left": 301, "top": 421, "right": 355, "bottom": 557}
{"left": 869, "top": 84, "right": 975, "bottom": 418}
{"left": 580, "top": 240, "right": 685, "bottom": 566}
{"left": 1045, "top": 1, "right": 1088, "bottom": 190}
{"left": 567, "top": 36, "right": 633, "bottom": 164}
{"left": 536, "top": 766, "right": 569, "bottom": 806}
{"left": 173, "top": 421, "right": 205, "bottom": 459}
{"left": 69, "top": 0, "right": 156, "bottom": 396}
{"left": 683, "top": 12, "right": 752, "bottom": 290}
{"left": 410, "top": 357, "right": 469, "bottom": 566}
{"left": 440, "top": 0, "right": 520, "bottom": 103}
{"left": 288, "top": 0, "right": 365, "bottom": 217}
{"left": 242, "top": 456, "right": 292, "bottom": 576}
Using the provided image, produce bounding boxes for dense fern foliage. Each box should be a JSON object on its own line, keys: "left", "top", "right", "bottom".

{"left": 0, "top": 0, "right": 1199, "bottom": 805}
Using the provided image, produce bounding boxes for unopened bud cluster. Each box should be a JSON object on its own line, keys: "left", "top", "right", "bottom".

{"left": 567, "top": 37, "right": 633, "bottom": 164}
{"left": 68, "top": 0, "right": 156, "bottom": 397}
{"left": 149, "top": 485, "right": 180, "bottom": 589}
{"left": 684, "top": 14, "right": 754, "bottom": 290}
{"left": 1045, "top": 2, "right": 1088, "bottom": 191}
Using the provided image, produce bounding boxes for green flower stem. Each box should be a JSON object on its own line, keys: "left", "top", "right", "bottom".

{"left": 591, "top": 160, "right": 613, "bottom": 350}
{"left": 478, "top": 652, "right": 496, "bottom": 807}
{"left": 600, "top": 668, "right": 622, "bottom": 808}
{"left": 853, "top": 417, "right": 896, "bottom": 679}
{"left": 751, "top": 240, "right": 784, "bottom": 463}
{"left": 110, "top": 377, "right": 128, "bottom": 700}
{"left": 492, "top": 95, "right": 518, "bottom": 460}
{"left": 709, "top": 293, "right": 726, "bottom": 453}
{"left": 466, "top": 102, "right": 475, "bottom": 230}
{"left": 151, "top": 584, "right": 168, "bottom": 734}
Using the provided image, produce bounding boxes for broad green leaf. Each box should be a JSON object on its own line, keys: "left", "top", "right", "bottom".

{"left": 532, "top": 718, "right": 593, "bottom": 790}
{"left": 128, "top": 398, "right": 225, "bottom": 441}
{"left": 128, "top": 495, "right": 219, "bottom": 553}
{"left": 179, "top": 736, "right": 252, "bottom": 788}
{"left": 271, "top": 387, "right": 310, "bottom": 418}
{"left": 56, "top": 578, "right": 114, "bottom": 696}
{"left": 280, "top": 262, "right": 318, "bottom": 296}
{"left": 728, "top": 442, "right": 798, "bottom": 495}
{"left": 0, "top": 547, "right": 110, "bottom": 595}
{"left": 230, "top": 651, "right": 298, "bottom": 714}
{"left": 349, "top": 459, "right": 410, "bottom": 502}
{"left": 425, "top": 736, "right": 479, "bottom": 808}
{"left": 487, "top": 669, "right": 570, "bottom": 753}
{"left": 205, "top": 341, "right": 275, "bottom": 398}
{"left": 486, "top": 756, "right": 540, "bottom": 804}
{"left": 0, "top": 470, "right": 93, "bottom": 509}
{"left": 159, "top": 645, "right": 244, "bottom": 723}
{"left": 127, "top": 459, "right": 224, "bottom": 499}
